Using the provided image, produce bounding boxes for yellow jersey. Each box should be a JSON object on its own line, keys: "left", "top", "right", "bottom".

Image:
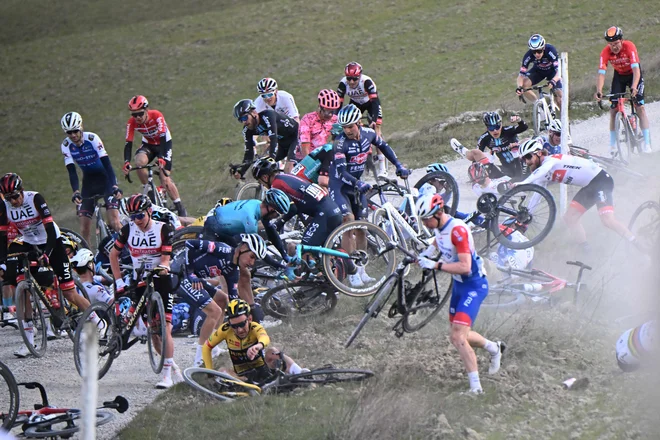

{"left": 202, "top": 322, "right": 270, "bottom": 374}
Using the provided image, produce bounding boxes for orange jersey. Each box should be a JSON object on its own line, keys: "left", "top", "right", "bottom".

{"left": 598, "top": 40, "right": 640, "bottom": 76}
{"left": 125, "top": 109, "right": 171, "bottom": 145}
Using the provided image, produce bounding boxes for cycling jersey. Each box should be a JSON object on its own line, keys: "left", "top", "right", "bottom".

{"left": 242, "top": 110, "right": 299, "bottom": 164}
{"left": 538, "top": 134, "right": 562, "bottom": 155}
{"left": 616, "top": 320, "right": 656, "bottom": 371}
{"left": 254, "top": 90, "right": 299, "bottom": 120}
{"left": 203, "top": 321, "right": 270, "bottom": 375}
{"left": 337, "top": 74, "right": 382, "bottom": 124}
{"left": 298, "top": 111, "right": 338, "bottom": 151}
{"left": 520, "top": 44, "right": 560, "bottom": 74}
{"left": 0, "top": 191, "right": 61, "bottom": 247}
{"left": 61, "top": 132, "right": 117, "bottom": 194}
{"left": 599, "top": 41, "right": 641, "bottom": 76}
{"left": 489, "top": 230, "right": 534, "bottom": 270}
{"left": 125, "top": 109, "right": 172, "bottom": 147}
{"left": 114, "top": 219, "right": 173, "bottom": 279}
{"left": 520, "top": 154, "right": 602, "bottom": 188}
{"left": 80, "top": 280, "right": 113, "bottom": 305}
{"left": 477, "top": 121, "right": 528, "bottom": 165}
{"left": 291, "top": 143, "right": 334, "bottom": 183}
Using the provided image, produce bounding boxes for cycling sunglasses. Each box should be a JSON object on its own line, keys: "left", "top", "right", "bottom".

{"left": 4, "top": 192, "right": 20, "bottom": 201}
{"left": 230, "top": 319, "right": 249, "bottom": 329}
{"left": 487, "top": 125, "right": 501, "bottom": 131}
{"left": 238, "top": 114, "right": 250, "bottom": 122}
{"left": 131, "top": 111, "right": 146, "bottom": 118}
{"left": 533, "top": 49, "right": 544, "bottom": 54}
{"left": 260, "top": 92, "right": 275, "bottom": 99}
{"left": 66, "top": 129, "right": 80, "bottom": 135}
{"left": 129, "top": 212, "right": 147, "bottom": 221}
{"left": 346, "top": 76, "right": 360, "bottom": 81}
{"left": 522, "top": 153, "right": 535, "bottom": 161}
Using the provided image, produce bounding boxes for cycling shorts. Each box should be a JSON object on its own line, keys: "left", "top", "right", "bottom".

{"left": 135, "top": 274, "right": 175, "bottom": 319}
{"left": 176, "top": 277, "right": 214, "bottom": 310}
{"left": 351, "top": 99, "right": 383, "bottom": 124}
{"left": 136, "top": 140, "right": 173, "bottom": 172}
{"left": 329, "top": 182, "right": 368, "bottom": 220}
{"left": 449, "top": 276, "right": 488, "bottom": 327}
{"left": 526, "top": 67, "right": 563, "bottom": 90}
{"left": 78, "top": 177, "right": 118, "bottom": 218}
{"left": 273, "top": 138, "right": 299, "bottom": 163}
{"left": 610, "top": 71, "right": 645, "bottom": 106}
{"left": 570, "top": 170, "right": 614, "bottom": 215}
{"left": 4, "top": 238, "right": 75, "bottom": 291}
{"left": 301, "top": 201, "right": 343, "bottom": 247}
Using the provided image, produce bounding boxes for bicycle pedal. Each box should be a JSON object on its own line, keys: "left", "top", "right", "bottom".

{"left": 139, "top": 336, "right": 148, "bottom": 344}
{"left": 387, "top": 303, "right": 399, "bottom": 318}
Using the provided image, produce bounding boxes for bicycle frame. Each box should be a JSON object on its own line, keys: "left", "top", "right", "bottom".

{"left": 522, "top": 83, "right": 558, "bottom": 134}
{"left": 126, "top": 164, "right": 168, "bottom": 208}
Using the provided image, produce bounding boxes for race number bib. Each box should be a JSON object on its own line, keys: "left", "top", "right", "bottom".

{"left": 305, "top": 183, "right": 326, "bottom": 201}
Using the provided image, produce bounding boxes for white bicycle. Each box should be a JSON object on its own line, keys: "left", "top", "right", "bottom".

{"left": 520, "top": 83, "right": 560, "bottom": 136}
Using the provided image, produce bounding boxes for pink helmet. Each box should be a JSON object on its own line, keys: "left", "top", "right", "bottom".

{"left": 318, "top": 89, "right": 340, "bottom": 110}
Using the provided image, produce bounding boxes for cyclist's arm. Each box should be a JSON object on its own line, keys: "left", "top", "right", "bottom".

{"left": 298, "top": 114, "right": 312, "bottom": 157}
{"left": 66, "top": 164, "right": 80, "bottom": 193}
{"left": 596, "top": 47, "right": 610, "bottom": 96}
{"left": 262, "top": 221, "right": 287, "bottom": 264}
{"left": 336, "top": 81, "right": 347, "bottom": 108}
{"left": 0, "top": 202, "right": 8, "bottom": 262}
{"left": 241, "top": 126, "right": 256, "bottom": 164}
{"left": 548, "top": 46, "right": 561, "bottom": 82}
{"left": 261, "top": 111, "right": 279, "bottom": 157}
{"left": 111, "top": 224, "right": 131, "bottom": 281}
{"left": 124, "top": 118, "right": 136, "bottom": 163}
{"left": 517, "top": 52, "right": 533, "bottom": 87}
{"left": 477, "top": 133, "right": 489, "bottom": 152}
{"left": 278, "top": 201, "right": 298, "bottom": 224}
{"left": 254, "top": 323, "right": 270, "bottom": 348}
{"left": 332, "top": 145, "right": 358, "bottom": 186}
{"left": 154, "top": 112, "right": 169, "bottom": 158}
{"left": 518, "top": 158, "right": 554, "bottom": 185}
{"left": 514, "top": 119, "right": 528, "bottom": 134}
{"left": 364, "top": 78, "right": 381, "bottom": 125}
{"left": 202, "top": 325, "right": 229, "bottom": 369}
{"left": 159, "top": 222, "right": 174, "bottom": 268}
{"left": 283, "top": 93, "right": 300, "bottom": 121}
{"left": 32, "top": 193, "right": 58, "bottom": 258}
{"left": 100, "top": 156, "right": 118, "bottom": 190}
{"left": 629, "top": 42, "right": 642, "bottom": 91}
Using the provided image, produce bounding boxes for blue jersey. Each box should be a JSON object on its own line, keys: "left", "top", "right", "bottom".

{"left": 207, "top": 199, "right": 261, "bottom": 236}
{"left": 173, "top": 239, "right": 239, "bottom": 298}
{"left": 538, "top": 134, "right": 562, "bottom": 155}
{"left": 61, "top": 131, "right": 117, "bottom": 192}
{"left": 520, "top": 44, "right": 560, "bottom": 74}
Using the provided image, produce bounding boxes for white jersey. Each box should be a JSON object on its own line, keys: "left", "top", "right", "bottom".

{"left": 254, "top": 90, "right": 299, "bottom": 120}
{"left": 338, "top": 74, "right": 378, "bottom": 105}
{"left": 81, "top": 280, "right": 113, "bottom": 305}
{"left": 2, "top": 191, "right": 60, "bottom": 245}
{"left": 489, "top": 230, "right": 534, "bottom": 270}
{"left": 616, "top": 320, "right": 656, "bottom": 370}
{"left": 520, "top": 154, "right": 602, "bottom": 187}
{"left": 115, "top": 220, "right": 172, "bottom": 279}
{"left": 472, "top": 176, "right": 511, "bottom": 197}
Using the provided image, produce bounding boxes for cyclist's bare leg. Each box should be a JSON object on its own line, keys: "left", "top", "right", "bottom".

{"left": 450, "top": 323, "right": 478, "bottom": 374}
{"left": 466, "top": 149, "right": 489, "bottom": 163}
{"left": 283, "top": 161, "right": 294, "bottom": 174}
{"left": 158, "top": 172, "right": 181, "bottom": 201}
{"left": 563, "top": 206, "right": 588, "bottom": 244}
{"left": 134, "top": 152, "right": 149, "bottom": 185}
{"left": 553, "top": 89, "right": 563, "bottom": 110}
{"left": 197, "top": 299, "right": 222, "bottom": 346}
{"left": 340, "top": 213, "right": 356, "bottom": 254}
{"left": 608, "top": 108, "right": 617, "bottom": 131}
{"left": 106, "top": 209, "right": 122, "bottom": 233}
{"left": 636, "top": 104, "right": 650, "bottom": 130}
{"left": 238, "top": 266, "right": 254, "bottom": 305}
{"left": 78, "top": 216, "right": 93, "bottom": 246}
{"left": 2, "top": 284, "right": 14, "bottom": 310}
{"left": 520, "top": 77, "right": 536, "bottom": 103}
{"left": 599, "top": 211, "right": 635, "bottom": 241}
{"left": 62, "top": 286, "right": 90, "bottom": 310}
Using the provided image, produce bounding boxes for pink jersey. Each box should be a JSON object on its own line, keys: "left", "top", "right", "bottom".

{"left": 298, "top": 111, "right": 338, "bottom": 151}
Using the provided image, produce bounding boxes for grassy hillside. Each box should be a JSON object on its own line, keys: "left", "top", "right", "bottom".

{"left": 1, "top": 0, "right": 659, "bottom": 223}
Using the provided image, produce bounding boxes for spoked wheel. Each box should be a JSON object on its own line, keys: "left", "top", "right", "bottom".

{"left": 15, "top": 282, "right": 47, "bottom": 358}
{"left": 0, "top": 361, "right": 19, "bottom": 430}
{"left": 236, "top": 182, "right": 263, "bottom": 201}
{"left": 60, "top": 227, "right": 91, "bottom": 251}
{"left": 183, "top": 367, "right": 260, "bottom": 401}
{"left": 73, "top": 302, "right": 119, "bottom": 380}
{"left": 365, "top": 179, "right": 409, "bottom": 217}
{"left": 147, "top": 292, "right": 167, "bottom": 374}
{"left": 614, "top": 112, "right": 632, "bottom": 165}
{"left": 481, "top": 287, "right": 527, "bottom": 309}
{"left": 172, "top": 226, "right": 205, "bottom": 253}
{"left": 629, "top": 201, "right": 660, "bottom": 242}
{"left": 22, "top": 409, "right": 114, "bottom": 438}
{"left": 532, "top": 100, "right": 546, "bottom": 136}
{"left": 402, "top": 272, "right": 452, "bottom": 332}
{"left": 288, "top": 368, "right": 374, "bottom": 385}
{"left": 414, "top": 171, "right": 459, "bottom": 216}
{"left": 345, "top": 274, "right": 398, "bottom": 348}
{"left": 372, "top": 208, "right": 411, "bottom": 276}
{"left": 322, "top": 221, "right": 397, "bottom": 297}
{"left": 261, "top": 282, "right": 338, "bottom": 319}
{"left": 492, "top": 184, "right": 556, "bottom": 249}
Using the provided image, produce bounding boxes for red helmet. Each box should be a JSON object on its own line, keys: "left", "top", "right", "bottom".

{"left": 416, "top": 193, "right": 445, "bottom": 219}
{"left": 318, "top": 89, "right": 340, "bottom": 110}
{"left": 128, "top": 95, "right": 149, "bottom": 112}
{"left": 0, "top": 173, "right": 23, "bottom": 195}
{"left": 468, "top": 162, "right": 488, "bottom": 184}
{"left": 344, "top": 62, "right": 362, "bottom": 77}
{"left": 125, "top": 194, "right": 152, "bottom": 214}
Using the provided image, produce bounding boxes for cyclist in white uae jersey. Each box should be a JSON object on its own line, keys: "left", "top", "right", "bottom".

{"left": 517, "top": 138, "right": 637, "bottom": 251}
{"left": 615, "top": 320, "right": 656, "bottom": 372}
{"left": 254, "top": 78, "right": 300, "bottom": 121}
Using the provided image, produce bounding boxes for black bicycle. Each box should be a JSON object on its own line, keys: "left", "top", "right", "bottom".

{"left": 0, "top": 360, "right": 19, "bottom": 431}
{"left": 125, "top": 163, "right": 176, "bottom": 211}
{"left": 260, "top": 278, "right": 338, "bottom": 319}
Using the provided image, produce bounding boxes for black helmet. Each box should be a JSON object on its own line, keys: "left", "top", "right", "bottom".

{"left": 233, "top": 99, "right": 256, "bottom": 119}
{"left": 125, "top": 194, "right": 152, "bottom": 214}
{"left": 252, "top": 157, "right": 279, "bottom": 180}
{"left": 0, "top": 173, "right": 23, "bottom": 195}
{"left": 482, "top": 111, "right": 502, "bottom": 128}
{"left": 604, "top": 26, "right": 623, "bottom": 42}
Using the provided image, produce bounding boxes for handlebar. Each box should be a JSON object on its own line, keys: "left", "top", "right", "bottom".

{"left": 566, "top": 260, "right": 592, "bottom": 271}
{"left": 518, "top": 83, "right": 553, "bottom": 104}
{"left": 101, "top": 395, "right": 129, "bottom": 413}
{"left": 125, "top": 163, "right": 163, "bottom": 184}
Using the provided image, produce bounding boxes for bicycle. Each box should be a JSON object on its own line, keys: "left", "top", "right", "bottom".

{"left": 78, "top": 195, "right": 116, "bottom": 252}
{"left": 125, "top": 163, "right": 175, "bottom": 210}
{"left": 345, "top": 242, "right": 452, "bottom": 348}
{"left": 519, "top": 83, "right": 559, "bottom": 136}
{"left": 0, "top": 360, "right": 19, "bottom": 431}
{"left": 628, "top": 197, "right": 660, "bottom": 249}
{"left": 72, "top": 264, "right": 181, "bottom": 380}
{"left": 568, "top": 145, "right": 644, "bottom": 179}
{"left": 1, "top": 380, "right": 128, "bottom": 438}
{"left": 481, "top": 261, "right": 592, "bottom": 309}
{"left": 598, "top": 92, "right": 645, "bottom": 164}
{"left": 260, "top": 278, "right": 338, "bottom": 319}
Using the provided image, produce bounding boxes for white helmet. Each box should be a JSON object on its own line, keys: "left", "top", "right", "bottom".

{"left": 239, "top": 233, "right": 267, "bottom": 259}
{"left": 61, "top": 112, "right": 83, "bottom": 132}
{"left": 519, "top": 138, "right": 543, "bottom": 157}
{"left": 415, "top": 193, "right": 445, "bottom": 219}
{"left": 70, "top": 248, "right": 95, "bottom": 268}
{"left": 257, "top": 78, "right": 278, "bottom": 94}
{"left": 337, "top": 104, "right": 362, "bottom": 126}
{"left": 528, "top": 34, "right": 546, "bottom": 51}
{"left": 548, "top": 119, "right": 562, "bottom": 133}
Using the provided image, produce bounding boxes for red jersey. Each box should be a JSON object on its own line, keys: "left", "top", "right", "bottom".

{"left": 125, "top": 109, "right": 172, "bottom": 146}
{"left": 598, "top": 41, "right": 640, "bottom": 76}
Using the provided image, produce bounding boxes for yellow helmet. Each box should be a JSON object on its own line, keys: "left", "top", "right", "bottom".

{"left": 61, "top": 235, "right": 78, "bottom": 251}
{"left": 225, "top": 299, "right": 251, "bottom": 319}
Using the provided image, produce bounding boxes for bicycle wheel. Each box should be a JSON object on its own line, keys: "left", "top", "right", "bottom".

{"left": 614, "top": 112, "right": 631, "bottom": 164}
{"left": 365, "top": 180, "right": 408, "bottom": 216}
{"left": 183, "top": 367, "right": 260, "bottom": 401}
{"left": 73, "top": 302, "right": 119, "bottom": 380}
{"left": 60, "top": 227, "right": 91, "bottom": 251}
{"left": 480, "top": 286, "right": 527, "bottom": 309}
{"left": 15, "top": 282, "right": 47, "bottom": 358}
{"left": 322, "top": 221, "right": 397, "bottom": 297}
{"left": 414, "top": 171, "right": 459, "bottom": 216}
{"left": 491, "top": 184, "right": 556, "bottom": 250}
{"left": 629, "top": 201, "right": 660, "bottom": 244}
{"left": 172, "top": 225, "right": 205, "bottom": 254}
{"left": 147, "top": 291, "right": 167, "bottom": 374}
{"left": 532, "top": 100, "right": 546, "bottom": 136}
{"left": 402, "top": 272, "right": 452, "bottom": 333}
{"left": 261, "top": 282, "right": 338, "bottom": 319}
{"left": 372, "top": 208, "right": 410, "bottom": 253}
{"left": 236, "top": 182, "right": 263, "bottom": 201}
{"left": 0, "top": 361, "right": 19, "bottom": 431}
{"left": 288, "top": 368, "right": 374, "bottom": 385}
{"left": 345, "top": 274, "right": 398, "bottom": 348}
{"left": 22, "top": 409, "right": 114, "bottom": 438}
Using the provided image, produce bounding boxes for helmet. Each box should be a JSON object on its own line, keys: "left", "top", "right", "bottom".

{"left": 604, "top": 26, "right": 623, "bottom": 42}
{"left": 344, "top": 62, "right": 363, "bottom": 77}
{"left": 337, "top": 104, "right": 362, "bottom": 126}
{"left": 61, "top": 112, "right": 83, "bottom": 132}
{"left": 251, "top": 157, "right": 279, "bottom": 179}
{"left": 482, "top": 111, "right": 502, "bottom": 128}
{"left": 233, "top": 99, "right": 256, "bottom": 119}
{"left": 264, "top": 188, "right": 290, "bottom": 215}
{"left": 0, "top": 173, "right": 23, "bottom": 195}
{"left": 125, "top": 194, "right": 152, "bottom": 214}
{"left": 238, "top": 233, "right": 267, "bottom": 260}
{"left": 528, "top": 34, "right": 546, "bottom": 50}
{"left": 519, "top": 138, "right": 543, "bottom": 157}
{"left": 426, "top": 163, "right": 449, "bottom": 174}
{"left": 128, "top": 95, "right": 149, "bottom": 112}
{"left": 61, "top": 235, "right": 79, "bottom": 252}
{"left": 318, "top": 89, "right": 340, "bottom": 110}
{"left": 548, "top": 119, "right": 562, "bottom": 133}
{"left": 257, "top": 78, "right": 278, "bottom": 94}
{"left": 70, "top": 248, "right": 95, "bottom": 268}
{"left": 416, "top": 193, "right": 445, "bottom": 219}
{"left": 215, "top": 197, "right": 234, "bottom": 208}
{"left": 226, "top": 299, "right": 251, "bottom": 319}
{"left": 468, "top": 162, "right": 488, "bottom": 185}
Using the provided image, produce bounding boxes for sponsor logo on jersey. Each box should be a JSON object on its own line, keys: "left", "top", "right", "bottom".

{"left": 349, "top": 152, "right": 369, "bottom": 164}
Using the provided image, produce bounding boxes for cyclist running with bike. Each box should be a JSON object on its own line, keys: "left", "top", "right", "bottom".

{"left": 122, "top": 95, "right": 187, "bottom": 217}
{"left": 254, "top": 78, "right": 300, "bottom": 121}
{"left": 415, "top": 193, "right": 505, "bottom": 395}
{"left": 594, "top": 26, "right": 652, "bottom": 154}
{"left": 516, "top": 34, "right": 563, "bottom": 109}
{"left": 60, "top": 112, "right": 123, "bottom": 245}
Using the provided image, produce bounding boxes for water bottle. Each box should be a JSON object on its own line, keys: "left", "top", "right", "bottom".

{"left": 44, "top": 288, "right": 60, "bottom": 309}
{"left": 523, "top": 283, "right": 544, "bottom": 293}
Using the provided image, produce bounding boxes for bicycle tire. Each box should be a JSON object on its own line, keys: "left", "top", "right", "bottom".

{"left": 183, "top": 367, "right": 259, "bottom": 401}
{"left": 73, "top": 302, "right": 118, "bottom": 380}
{"left": 322, "top": 221, "right": 397, "bottom": 297}
{"left": 576, "top": 149, "right": 644, "bottom": 178}
{"left": 147, "top": 291, "right": 167, "bottom": 374}
{"left": 261, "top": 282, "right": 338, "bottom": 319}
{"left": 614, "top": 112, "right": 631, "bottom": 165}
{"left": 480, "top": 286, "right": 527, "bottom": 309}
{"left": 60, "top": 228, "right": 91, "bottom": 251}
{"left": 628, "top": 201, "right": 660, "bottom": 244}
{"left": 345, "top": 274, "right": 398, "bottom": 348}
{"left": 402, "top": 273, "right": 452, "bottom": 333}
{"left": 0, "top": 361, "right": 19, "bottom": 431}
{"left": 53, "top": 278, "right": 89, "bottom": 342}
{"left": 365, "top": 182, "right": 409, "bottom": 216}
{"left": 413, "top": 171, "right": 459, "bottom": 216}
{"left": 491, "top": 184, "right": 556, "bottom": 250}
{"left": 172, "top": 225, "right": 205, "bottom": 254}
{"left": 15, "top": 282, "right": 47, "bottom": 358}
{"left": 236, "top": 182, "right": 263, "bottom": 201}
{"left": 532, "top": 100, "right": 545, "bottom": 136}
{"left": 22, "top": 409, "right": 114, "bottom": 438}
{"left": 288, "top": 368, "right": 374, "bottom": 385}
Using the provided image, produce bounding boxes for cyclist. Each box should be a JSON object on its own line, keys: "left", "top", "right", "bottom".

{"left": 517, "top": 138, "right": 638, "bottom": 252}
{"left": 60, "top": 112, "right": 122, "bottom": 245}
{"left": 299, "top": 89, "right": 340, "bottom": 158}
{"left": 202, "top": 299, "right": 307, "bottom": 381}
{"left": 595, "top": 26, "right": 652, "bottom": 155}
{"left": 516, "top": 34, "right": 563, "bottom": 109}
{"left": 254, "top": 77, "right": 300, "bottom": 121}
{"left": 233, "top": 99, "right": 300, "bottom": 174}
{"left": 172, "top": 235, "right": 267, "bottom": 367}
{"left": 109, "top": 194, "right": 181, "bottom": 388}
{"left": 475, "top": 112, "right": 528, "bottom": 180}
{"left": 415, "top": 193, "right": 505, "bottom": 394}
{"left": 0, "top": 173, "right": 98, "bottom": 357}
{"left": 122, "top": 95, "right": 187, "bottom": 217}
{"left": 70, "top": 249, "right": 113, "bottom": 305}
{"left": 538, "top": 119, "right": 564, "bottom": 155}
{"left": 615, "top": 319, "right": 656, "bottom": 372}
{"left": 293, "top": 123, "right": 343, "bottom": 189}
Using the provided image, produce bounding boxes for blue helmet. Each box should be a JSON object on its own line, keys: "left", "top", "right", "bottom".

{"left": 528, "top": 34, "right": 545, "bottom": 51}
{"left": 426, "top": 163, "right": 449, "bottom": 174}
{"left": 264, "top": 188, "right": 290, "bottom": 215}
